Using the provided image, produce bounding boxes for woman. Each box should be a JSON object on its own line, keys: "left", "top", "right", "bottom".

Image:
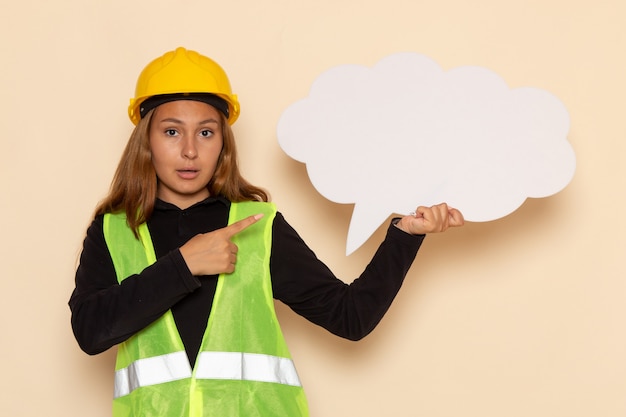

{"left": 69, "top": 47, "right": 464, "bottom": 417}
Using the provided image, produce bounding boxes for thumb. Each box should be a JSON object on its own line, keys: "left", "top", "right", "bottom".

{"left": 448, "top": 208, "right": 465, "bottom": 227}
{"left": 223, "top": 213, "right": 264, "bottom": 238}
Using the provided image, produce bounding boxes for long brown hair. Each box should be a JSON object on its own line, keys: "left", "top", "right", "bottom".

{"left": 94, "top": 108, "right": 269, "bottom": 237}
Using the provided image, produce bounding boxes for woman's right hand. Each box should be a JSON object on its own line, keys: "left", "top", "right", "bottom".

{"left": 179, "top": 214, "right": 263, "bottom": 276}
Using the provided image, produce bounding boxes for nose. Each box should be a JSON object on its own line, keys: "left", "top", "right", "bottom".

{"left": 182, "top": 137, "right": 198, "bottom": 159}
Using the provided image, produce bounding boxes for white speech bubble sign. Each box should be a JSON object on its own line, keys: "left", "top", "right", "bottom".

{"left": 277, "top": 53, "right": 576, "bottom": 255}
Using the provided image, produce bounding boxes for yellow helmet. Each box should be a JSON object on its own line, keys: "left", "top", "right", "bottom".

{"left": 128, "top": 47, "right": 240, "bottom": 125}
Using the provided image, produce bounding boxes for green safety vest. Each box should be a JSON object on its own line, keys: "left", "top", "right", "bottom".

{"left": 103, "top": 201, "right": 309, "bottom": 417}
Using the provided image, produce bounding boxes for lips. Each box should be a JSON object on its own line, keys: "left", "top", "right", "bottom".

{"left": 176, "top": 169, "right": 200, "bottom": 180}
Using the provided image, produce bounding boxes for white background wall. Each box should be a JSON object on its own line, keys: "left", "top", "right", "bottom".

{"left": 1, "top": 0, "right": 624, "bottom": 415}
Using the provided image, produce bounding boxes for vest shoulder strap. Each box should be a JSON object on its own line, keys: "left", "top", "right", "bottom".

{"left": 103, "top": 212, "right": 156, "bottom": 283}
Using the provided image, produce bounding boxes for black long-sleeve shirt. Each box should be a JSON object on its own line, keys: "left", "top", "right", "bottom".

{"left": 69, "top": 196, "right": 424, "bottom": 366}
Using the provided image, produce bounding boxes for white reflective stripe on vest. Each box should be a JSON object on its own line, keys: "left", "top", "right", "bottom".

{"left": 114, "top": 351, "right": 192, "bottom": 398}
{"left": 115, "top": 351, "right": 301, "bottom": 398}
{"left": 195, "top": 351, "right": 302, "bottom": 387}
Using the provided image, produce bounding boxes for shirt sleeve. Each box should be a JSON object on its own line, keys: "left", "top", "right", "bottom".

{"left": 68, "top": 215, "right": 201, "bottom": 355}
{"left": 270, "top": 213, "right": 424, "bottom": 341}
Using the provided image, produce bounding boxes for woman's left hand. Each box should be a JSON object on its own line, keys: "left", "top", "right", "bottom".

{"left": 395, "top": 203, "right": 465, "bottom": 235}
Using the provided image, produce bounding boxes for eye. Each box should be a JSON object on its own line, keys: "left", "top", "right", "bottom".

{"left": 164, "top": 129, "right": 179, "bottom": 137}
{"left": 199, "top": 129, "right": 214, "bottom": 138}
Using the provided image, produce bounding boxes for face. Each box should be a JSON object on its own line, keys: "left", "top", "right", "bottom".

{"left": 149, "top": 100, "right": 223, "bottom": 209}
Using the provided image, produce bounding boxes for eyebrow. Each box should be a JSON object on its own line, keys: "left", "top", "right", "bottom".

{"left": 157, "top": 117, "right": 220, "bottom": 125}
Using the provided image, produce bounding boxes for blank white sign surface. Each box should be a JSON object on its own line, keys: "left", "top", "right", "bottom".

{"left": 277, "top": 53, "right": 576, "bottom": 255}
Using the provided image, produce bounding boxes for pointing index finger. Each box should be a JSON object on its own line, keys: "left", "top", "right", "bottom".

{"left": 223, "top": 213, "right": 264, "bottom": 238}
